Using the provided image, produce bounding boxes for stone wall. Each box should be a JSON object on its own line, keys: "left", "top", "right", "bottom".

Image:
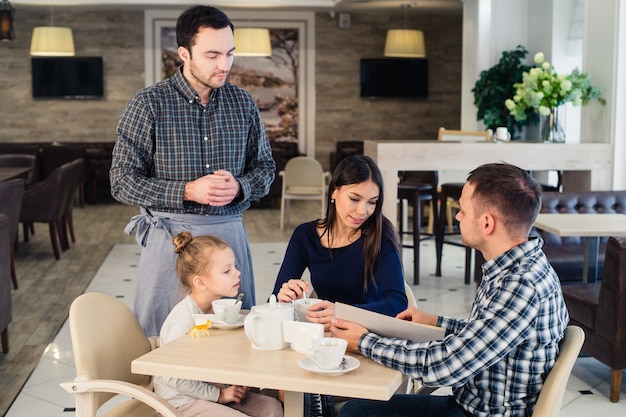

{"left": 0, "top": 9, "right": 462, "bottom": 171}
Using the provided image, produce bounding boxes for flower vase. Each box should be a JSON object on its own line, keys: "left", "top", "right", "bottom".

{"left": 541, "top": 107, "right": 566, "bottom": 143}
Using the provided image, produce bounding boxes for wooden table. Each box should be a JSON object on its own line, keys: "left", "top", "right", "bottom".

{"left": 0, "top": 167, "right": 32, "bottom": 183}
{"left": 534, "top": 213, "right": 626, "bottom": 283}
{"left": 132, "top": 328, "right": 403, "bottom": 417}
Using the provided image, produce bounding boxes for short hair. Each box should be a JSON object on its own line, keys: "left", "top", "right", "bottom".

{"left": 176, "top": 5, "right": 234, "bottom": 51}
{"left": 173, "top": 231, "right": 229, "bottom": 290}
{"left": 466, "top": 162, "right": 542, "bottom": 236}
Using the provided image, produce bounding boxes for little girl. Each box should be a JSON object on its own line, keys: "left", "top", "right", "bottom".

{"left": 153, "top": 231, "right": 283, "bottom": 417}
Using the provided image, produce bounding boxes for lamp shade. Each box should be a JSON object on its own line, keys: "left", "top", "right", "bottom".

{"left": 234, "top": 28, "right": 271, "bottom": 57}
{"left": 384, "top": 29, "right": 426, "bottom": 58}
{"left": 0, "top": 0, "right": 15, "bottom": 41}
{"left": 30, "top": 26, "right": 75, "bottom": 56}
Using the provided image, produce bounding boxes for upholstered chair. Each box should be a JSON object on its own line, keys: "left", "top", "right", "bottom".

{"left": 561, "top": 236, "right": 626, "bottom": 402}
{"left": 0, "top": 214, "right": 12, "bottom": 353}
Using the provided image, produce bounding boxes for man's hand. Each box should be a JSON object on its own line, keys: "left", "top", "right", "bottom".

{"left": 330, "top": 318, "right": 368, "bottom": 352}
{"left": 184, "top": 170, "right": 241, "bottom": 206}
{"left": 396, "top": 307, "right": 439, "bottom": 326}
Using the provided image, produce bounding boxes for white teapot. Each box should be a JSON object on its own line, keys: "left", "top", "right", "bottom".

{"left": 244, "top": 295, "right": 294, "bottom": 350}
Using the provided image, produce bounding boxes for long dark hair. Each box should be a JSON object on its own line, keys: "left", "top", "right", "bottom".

{"left": 318, "top": 155, "right": 401, "bottom": 288}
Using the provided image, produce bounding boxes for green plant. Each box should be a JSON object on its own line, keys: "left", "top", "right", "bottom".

{"left": 472, "top": 45, "right": 539, "bottom": 137}
{"left": 505, "top": 51, "right": 605, "bottom": 120}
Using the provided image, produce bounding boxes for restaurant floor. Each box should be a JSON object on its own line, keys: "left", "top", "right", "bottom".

{"left": 3, "top": 201, "right": 625, "bottom": 416}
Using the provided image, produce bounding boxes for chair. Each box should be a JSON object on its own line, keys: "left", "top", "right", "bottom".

{"left": 0, "top": 179, "right": 25, "bottom": 289}
{"left": 404, "top": 280, "right": 418, "bottom": 308}
{"left": 59, "top": 159, "right": 86, "bottom": 249}
{"left": 60, "top": 292, "right": 181, "bottom": 417}
{"left": 398, "top": 171, "right": 439, "bottom": 285}
{"left": 279, "top": 156, "right": 330, "bottom": 230}
{"left": 0, "top": 154, "right": 38, "bottom": 186}
{"left": 531, "top": 325, "right": 585, "bottom": 417}
{"left": 561, "top": 236, "right": 626, "bottom": 402}
{"left": 19, "top": 160, "right": 77, "bottom": 259}
{"left": 0, "top": 214, "right": 12, "bottom": 353}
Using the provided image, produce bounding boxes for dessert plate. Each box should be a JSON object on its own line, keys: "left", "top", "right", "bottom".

{"left": 298, "top": 355, "right": 360, "bottom": 376}
{"left": 192, "top": 313, "right": 246, "bottom": 330}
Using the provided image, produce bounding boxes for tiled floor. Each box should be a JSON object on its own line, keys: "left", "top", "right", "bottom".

{"left": 5, "top": 239, "right": 626, "bottom": 417}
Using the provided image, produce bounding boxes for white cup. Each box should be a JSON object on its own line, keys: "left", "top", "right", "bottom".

{"left": 495, "top": 127, "right": 511, "bottom": 141}
{"left": 292, "top": 298, "right": 323, "bottom": 322}
{"left": 212, "top": 298, "right": 242, "bottom": 324}
{"left": 306, "top": 337, "right": 347, "bottom": 370}
{"left": 282, "top": 321, "right": 324, "bottom": 353}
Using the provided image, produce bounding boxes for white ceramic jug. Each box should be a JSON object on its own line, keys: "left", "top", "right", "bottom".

{"left": 244, "top": 295, "right": 294, "bottom": 350}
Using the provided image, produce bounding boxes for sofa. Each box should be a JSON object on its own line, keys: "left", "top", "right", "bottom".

{"left": 532, "top": 190, "right": 626, "bottom": 282}
{"left": 471, "top": 190, "right": 626, "bottom": 284}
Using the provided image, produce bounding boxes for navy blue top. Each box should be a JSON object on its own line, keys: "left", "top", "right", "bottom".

{"left": 272, "top": 221, "right": 407, "bottom": 316}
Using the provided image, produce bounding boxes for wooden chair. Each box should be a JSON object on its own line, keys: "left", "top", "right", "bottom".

{"left": 61, "top": 292, "right": 181, "bottom": 417}
{"left": 279, "top": 156, "right": 330, "bottom": 230}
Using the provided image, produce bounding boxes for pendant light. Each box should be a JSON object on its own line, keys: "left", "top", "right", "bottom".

{"left": 0, "top": 0, "right": 15, "bottom": 41}
{"left": 384, "top": 4, "right": 426, "bottom": 58}
{"left": 234, "top": 27, "right": 271, "bottom": 57}
{"left": 30, "top": 8, "right": 75, "bottom": 56}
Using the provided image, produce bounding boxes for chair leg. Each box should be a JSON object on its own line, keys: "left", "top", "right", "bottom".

{"left": 280, "top": 198, "right": 285, "bottom": 231}
{"left": 10, "top": 245, "right": 18, "bottom": 290}
{"left": 610, "top": 368, "right": 622, "bottom": 402}
{"left": 1, "top": 328, "right": 8, "bottom": 353}
{"left": 48, "top": 222, "right": 62, "bottom": 260}
{"left": 412, "top": 192, "right": 421, "bottom": 285}
{"left": 66, "top": 209, "right": 76, "bottom": 243}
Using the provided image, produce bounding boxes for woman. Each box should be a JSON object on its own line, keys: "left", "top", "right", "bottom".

{"left": 272, "top": 155, "right": 407, "bottom": 329}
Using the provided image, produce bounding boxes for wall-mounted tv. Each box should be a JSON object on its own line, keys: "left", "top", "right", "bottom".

{"left": 360, "top": 58, "right": 428, "bottom": 99}
{"left": 31, "top": 57, "right": 104, "bottom": 99}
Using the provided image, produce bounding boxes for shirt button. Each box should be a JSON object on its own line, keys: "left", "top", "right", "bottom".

{"left": 204, "top": 137, "right": 208, "bottom": 141}
{"left": 188, "top": 99, "right": 193, "bottom": 104}
{"left": 205, "top": 164, "right": 210, "bottom": 169}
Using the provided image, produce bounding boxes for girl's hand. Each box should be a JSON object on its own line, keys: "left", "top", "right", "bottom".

{"left": 277, "top": 279, "right": 309, "bottom": 302}
{"left": 306, "top": 300, "right": 335, "bottom": 331}
{"left": 218, "top": 385, "right": 249, "bottom": 404}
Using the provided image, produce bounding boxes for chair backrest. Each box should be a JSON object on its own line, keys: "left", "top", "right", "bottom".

{"left": 0, "top": 179, "right": 25, "bottom": 242}
{"left": 596, "top": 236, "right": 626, "bottom": 344}
{"left": 0, "top": 154, "right": 37, "bottom": 185}
{"left": 404, "top": 281, "right": 418, "bottom": 308}
{"left": 532, "top": 325, "right": 585, "bottom": 417}
{"left": 0, "top": 214, "right": 11, "bottom": 341}
{"left": 283, "top": 156, "right": 325, "bottom": 191}
{"left": 21, "top": 160, "right": 76, "bottom": 222}
{"left": 438, "top": 127, "right": 490, "bottom": 142}
{"left": 68, "top": 292, "right": 153, "bottom": 410}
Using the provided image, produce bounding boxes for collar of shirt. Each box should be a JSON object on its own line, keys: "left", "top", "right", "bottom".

{"left": 480, "top": 237, "right": 544, "bottom": 282}
{"left": 170, "top": 66, "right": 222, "bottom": 105}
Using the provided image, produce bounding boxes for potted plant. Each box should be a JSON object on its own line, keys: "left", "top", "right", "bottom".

{"left": 472, "top": 45, "right": 539, "bottom": 138}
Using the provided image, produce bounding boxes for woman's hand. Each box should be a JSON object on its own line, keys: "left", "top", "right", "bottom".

{"left": 306, "top": 300, "right": 335, "bottom": 331}
{"left": 218, "top": 385, "right": 249, "bottom": 404}
{"left": 277, "top": 279, "right": 309, "bottom": 302}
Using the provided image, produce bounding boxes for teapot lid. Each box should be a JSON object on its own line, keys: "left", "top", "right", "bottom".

{"left": 253, "top": 294, "right": 293, "bottom": 313}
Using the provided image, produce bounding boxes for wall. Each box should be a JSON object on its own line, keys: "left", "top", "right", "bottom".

{"left": 0, "top": 9, "right": 462, "bottom": 171}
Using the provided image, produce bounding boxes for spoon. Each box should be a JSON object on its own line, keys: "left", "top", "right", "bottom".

{"left": 234, "top": 293, "right": 244, "bottom": 305}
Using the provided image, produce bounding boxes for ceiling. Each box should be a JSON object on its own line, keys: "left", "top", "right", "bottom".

{"left": 10, "top": 0, "right": 463, "bottom": 14}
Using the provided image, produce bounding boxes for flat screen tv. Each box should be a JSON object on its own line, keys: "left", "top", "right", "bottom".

{"left": 31, "top": 57, "right": 104, "bottom": 99}
{"left": 360, "top": 58, "right": 428, "bottom": 99}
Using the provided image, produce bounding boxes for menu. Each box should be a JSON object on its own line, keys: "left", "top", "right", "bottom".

{"left": 334, "top": 302, "right": 445, "bottom": 343}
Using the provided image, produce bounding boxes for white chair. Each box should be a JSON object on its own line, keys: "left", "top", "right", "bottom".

{"left": 532, "top": 325, "right": 585, "bottom": 417}
{"left": 279, "top": 156, "right": 330, "bottom": 230}
{"left": 60, "top": 292, "right": 181, "bottom": 417}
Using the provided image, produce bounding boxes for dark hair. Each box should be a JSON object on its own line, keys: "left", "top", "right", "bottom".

{"left": 176, "top": 5, "right": 234, "bottom": 52}
{"left": 466, "top": 162, "right": 542, "bottom": 237}
{"left": 319, "top": 155, "right": 400, "bottom": 288}
{"left": 173, "top": 231, "right": 229, "bottom": 291}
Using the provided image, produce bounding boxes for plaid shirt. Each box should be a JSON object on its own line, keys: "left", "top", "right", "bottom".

{"left": 359, "top": 237, "right": 569, "bottom": 417}
{"left": 110, "top": 67, "right": 275, "bottom": 215}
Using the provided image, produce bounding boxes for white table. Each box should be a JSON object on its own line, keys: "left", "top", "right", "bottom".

{"left": 132, "top": 328, "right": 403, "bottom": 417}
{"left": 534, "top": 213, "right": 626, "bottom": 283}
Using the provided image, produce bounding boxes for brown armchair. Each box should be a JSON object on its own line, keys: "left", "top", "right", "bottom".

{"left": 561, "top": 236, "right": 626, "bottom": 402}
{"left": 19, "top": 160, "right": 77, "bottom": 259}
{"left": 0, "top": 214, "right": 11, "bottom": 353}
{"left": 0, "top": 178, "right": 25, "bottom": 289}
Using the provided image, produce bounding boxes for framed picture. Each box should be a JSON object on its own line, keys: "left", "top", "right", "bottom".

{"left": 144, "top": 9, "right": 316, "bottom": 156}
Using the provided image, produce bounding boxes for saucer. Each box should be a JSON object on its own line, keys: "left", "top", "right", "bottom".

{"left": 192, "top": 313, "right": 245, "bottom": 330}
{"left": 298, "top": 355, "right": 360, "bottom": 376}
